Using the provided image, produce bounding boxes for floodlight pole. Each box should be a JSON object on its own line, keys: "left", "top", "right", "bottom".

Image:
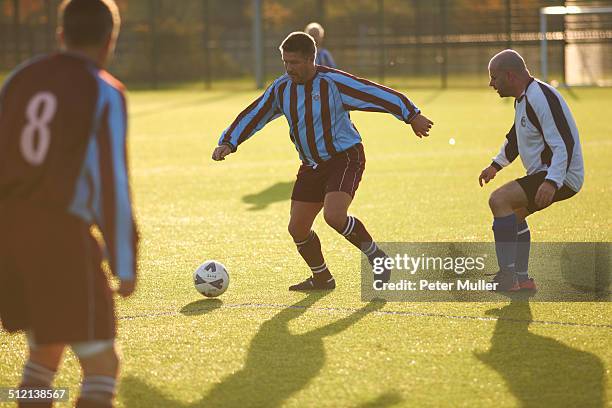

{"left": 253, "top": 0, "right": 264, "bottom": 89}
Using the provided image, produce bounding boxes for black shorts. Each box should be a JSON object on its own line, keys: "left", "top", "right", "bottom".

{"left": 0, "top": 202, "right": 115, "bottom": 345}
{"left": 291, "top": 143, "right": 366, "bottom": 203}
{"left": 516, "top": 171, "right": 578, "bottom": 214}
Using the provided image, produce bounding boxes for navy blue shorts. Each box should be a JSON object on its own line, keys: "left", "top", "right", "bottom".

{"left": 516, "top": 171, "right": 578, "bottom": 213}
{"left": 291, "top": 143, "right": 366, "bottom": 203}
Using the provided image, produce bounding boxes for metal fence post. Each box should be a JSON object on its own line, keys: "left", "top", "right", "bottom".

{"left": 149, "top": 0, "right": 158, "bottom": 88}
{"left": 439, "top": 0, "right": 447, "bottom": 89}
{"left": 253, "top": 0, "right": 263, "bottom": 89}
{"left": 378, "top": 0, "right": 385, "bottom": 84}
{"left": 202, "top": 0, "right": 211, "bottom": 89}
{"left": 13, "top": 0, "right": 20, "bottom": 65}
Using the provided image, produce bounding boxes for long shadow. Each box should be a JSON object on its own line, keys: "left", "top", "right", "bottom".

{"left": 242, "top": 181, "right": 293, "bottom": 211}
{"left": 476, "top": 301, "right": 605, "bottom": 408}
{"left": 120, "top": 294, "right": 388, "bottom": 407}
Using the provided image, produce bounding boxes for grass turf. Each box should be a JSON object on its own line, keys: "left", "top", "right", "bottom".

{"left": 1, "top": 85, "right": 611, "bottom": 407}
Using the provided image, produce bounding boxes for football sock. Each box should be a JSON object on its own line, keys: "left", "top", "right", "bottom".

{"left": 76, "top": 376, "right": 116, "bottom": 408}
{"left": 492, "top": 214, "right": 517, "bottom": 273}
{"left": 338, "top": 216, "right": 381, "bottom": 260}
{"left": 515, "top": 220, "right": 531, "bottom": 282}
{"left": 295, "top": 231, "right": 333, "bottom": 283}
{"left": 18, "top": 360, "right": 55, "bottom": 408}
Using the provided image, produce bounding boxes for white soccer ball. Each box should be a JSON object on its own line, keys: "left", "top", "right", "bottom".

{"left": 193, "top": 260, "right": 229, "bottom": 298}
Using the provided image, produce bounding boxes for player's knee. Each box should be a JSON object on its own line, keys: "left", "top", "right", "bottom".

{"left": 323, "top": 209, "right": 346, "bottom": 232}
{"left": 488, "top": 190, "right": 507, "bottom": 212}
{"left": 288, "top": 221, "right": 309, "bottom": 242}
{"left": 28, "top": 344, "right": 65, "bottom": 372}
{"left": 74, "top": 341, "right": 118, "bottom": 377}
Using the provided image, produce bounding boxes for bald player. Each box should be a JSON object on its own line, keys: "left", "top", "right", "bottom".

{"left": 479, "top": 49, "right": 584, "bottom": 291}
{"left": 305, "top": 22, "right": 336, "bottom": 68}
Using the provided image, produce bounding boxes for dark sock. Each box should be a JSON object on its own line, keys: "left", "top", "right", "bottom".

{"left": 516, "top": 220, "right": 531, "bottom": 282}
{"left": 295, "top": 231, "right": 332, "bottom": 283}
{"left": 492, "top": 214, "right": 517, "bottom": 273}
{"left": 18, "top": 360, "right": 55, "bottom": 408}
{"left": 338, "top": 216, "right": 380, "bottom": 259}
{"left": 76, "top": 376, "right": 116, "bottom": 408}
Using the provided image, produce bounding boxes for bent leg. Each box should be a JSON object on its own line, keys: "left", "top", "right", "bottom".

{"left": 288, "top": 200, "right": 333, "bottom": 284}
{"left": 488, "top": 182, "right": 529, "bottom": 288}
{"left": 323, "top": 192, "right": 386, "bottom": 264}
{"left": 514, "top": 208, "right": 531, "bottom": 282}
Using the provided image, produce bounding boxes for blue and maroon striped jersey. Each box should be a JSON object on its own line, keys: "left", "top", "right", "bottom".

{"left": 219, "top": 65, "right": 421, "bottom": 165}
{"left": 0, "top": 53, "right": 138, "bottom": 281}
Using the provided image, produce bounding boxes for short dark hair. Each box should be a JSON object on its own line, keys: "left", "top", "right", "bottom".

{"left": 59, "top": 0, "right": 120, "bottom": 48}
{"left": 279, "top": 32, "right": 316, "bottom": 58}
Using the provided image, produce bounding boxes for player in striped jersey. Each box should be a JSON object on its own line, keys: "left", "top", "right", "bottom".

{"left": 212, "top": 32, "right": 433, "bottom": 291}
{"left": 305, "top": 22, "right": 336, "bottom": 68}
{"left": 0, "top": 1, "right": 136, "bottom": 407}
{"left": 479, "top": 50, "right": 584, "bottom": 292}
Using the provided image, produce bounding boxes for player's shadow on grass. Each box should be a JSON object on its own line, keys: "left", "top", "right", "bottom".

{"left": 476, "top": 301, "right": 605, "bottom": 408}
{"left": 242, "top": 181, "right": 293, "bottom": 211}
{"left": 120, "top": 294, "right": 392, "bottom": 407}
{"left": 179, "top": 298, "right": 223, "bottom": 316}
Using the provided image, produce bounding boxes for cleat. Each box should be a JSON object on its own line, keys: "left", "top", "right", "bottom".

{"left": 289, "top": 276, "right": 336, "bottom": 291}
{"left": 518, "top": 278, "right": 537, "bottom": 291}
{"left": 369, "top": 252, "right": 392, "bottom": 284}
{"left": 490, "top": 270, "right": 520, "bottom": 292}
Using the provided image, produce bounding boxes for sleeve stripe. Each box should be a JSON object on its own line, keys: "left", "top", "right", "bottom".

{"left": 336, "top": 82, "right": 403, "bottom": 118}
{"left": 504, "top": 124, "right": 519, "bottom": 162}
{"left": 319, "top": 65, "right": 417, "bottom": 119}
{"left": 536, "top": 82, "right": 575, "bottom": 169}
{"left": 222, "top": 94, "right": 264, "bottom": 145}
{"left": 118, "top": 91, "right": 138, "bottom": 278}
{"left": 525, "top": 99, "right": 552, "bottom": 166}
{"left": 319, "top": 79, "right": 337, "bottom": 155}
{"left": 342, "top": 104, "right": 387, "bottom": 113}
{"left": 236, "top": 89, "right": 275, "bottom": 145}
{"left": 97, "top": 104, "right": 118, "bottom": 275}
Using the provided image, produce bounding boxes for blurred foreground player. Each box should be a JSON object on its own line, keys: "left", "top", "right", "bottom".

{"left": 479, "top": 49, "right": 584, "bottom": 291}
{"left": 0, "top": 1, "right": 138, "bottom": 407}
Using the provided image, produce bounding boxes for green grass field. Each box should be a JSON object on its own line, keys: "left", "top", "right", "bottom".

{"left": 1, "top": 85, "right": 611, "bottom": 407}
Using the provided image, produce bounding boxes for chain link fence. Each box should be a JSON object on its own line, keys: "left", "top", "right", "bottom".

{"left": 1, "top": 0, "right": 611, "bottom": 88}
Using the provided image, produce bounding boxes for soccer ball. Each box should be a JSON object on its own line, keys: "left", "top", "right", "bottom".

{"left": 193, "top": 260, "right": 230, "bottom": 298}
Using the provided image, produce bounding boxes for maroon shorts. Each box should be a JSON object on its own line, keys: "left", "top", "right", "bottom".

{"left": 0, "top": 202, "right": 115, "bottom": 345}
{"left": 291, "top": 143, "right": 366, "bottom": 203}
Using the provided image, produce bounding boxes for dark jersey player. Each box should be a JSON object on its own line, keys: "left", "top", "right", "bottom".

{"left": 0, "top": 1, "right": 137, "bottom": 407}
{"left": 212, "top": 32, "right": 433, "bottom": 291}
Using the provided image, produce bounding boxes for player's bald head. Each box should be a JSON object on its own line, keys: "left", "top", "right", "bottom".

{"left": 489, "top": 49, "right": 528, "bottom": 74}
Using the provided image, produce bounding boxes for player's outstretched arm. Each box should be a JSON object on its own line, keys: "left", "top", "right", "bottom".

{"left": 324, "top": 68, "right": 424, "bottom": 130}
{"left": 478, "top": 165, "right": 498, "bottom": 187}
{"left": 481, "top": 124, "right": 518, "bottom": 186}
{"left": 215, "top": 82, "right": 282, "bottom": 160}
{"left": 410, "top": 113, "right": 433, "bottom": 138}
{"left": 212, "top": 144, "right": 232, "bottom": 161}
